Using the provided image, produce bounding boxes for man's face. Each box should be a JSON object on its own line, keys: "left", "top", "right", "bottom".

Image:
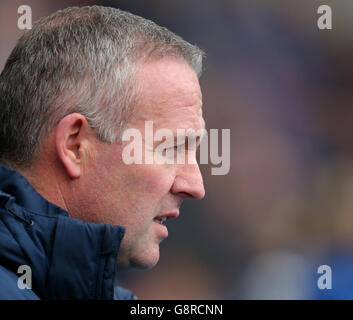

{"left": 83, "top": 59, "right": 205, "bottom": 268}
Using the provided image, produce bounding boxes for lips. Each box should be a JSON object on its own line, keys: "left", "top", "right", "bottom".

{"left": 153, "top": 211, "right": 179, "bottom": 225}
{"left": 153, "top": 216, "right": 167, "bottom": 225}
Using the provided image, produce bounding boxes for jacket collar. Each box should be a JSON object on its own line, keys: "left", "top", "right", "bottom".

{"left": 0, "top": 165, "right": 127, "bottom": 299}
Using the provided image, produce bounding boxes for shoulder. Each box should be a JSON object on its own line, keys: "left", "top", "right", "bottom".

{"left": 114, "top": 285, "right": 137, "bottom": 300}
{"left": 0, "top": 265, "right": 39, "bottom": 300}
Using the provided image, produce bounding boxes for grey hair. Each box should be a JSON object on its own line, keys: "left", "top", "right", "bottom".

{"left": 0, "top": 6, "right": 205, "bottom": 167}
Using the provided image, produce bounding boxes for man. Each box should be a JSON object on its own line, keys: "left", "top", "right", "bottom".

{"left": 0, "top": 6, "right": 205, "bottom": 299}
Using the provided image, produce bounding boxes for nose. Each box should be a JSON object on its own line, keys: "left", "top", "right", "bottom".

{"left": 170, "top": 163, "right": 205, "bottom": 200}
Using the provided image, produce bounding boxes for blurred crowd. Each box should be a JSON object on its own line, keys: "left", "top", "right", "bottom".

{"left": 1, "top": 0, "right": 353, "bottom": 299}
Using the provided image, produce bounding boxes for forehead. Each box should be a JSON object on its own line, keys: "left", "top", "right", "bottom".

{"left": 132, "top": 59, "right": 204, "bottom": 131}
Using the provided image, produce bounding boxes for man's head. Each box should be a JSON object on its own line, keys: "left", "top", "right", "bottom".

{"left": 0, "top": 6, "right": 205, "bottom": 269}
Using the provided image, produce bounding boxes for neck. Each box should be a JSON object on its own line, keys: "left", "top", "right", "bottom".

{"left": 17, "top": 158, "right": 70, "bottom": 213}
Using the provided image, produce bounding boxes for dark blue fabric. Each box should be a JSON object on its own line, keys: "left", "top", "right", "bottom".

{"left": 0, "top": 165, "right": 136, "bottom": 300}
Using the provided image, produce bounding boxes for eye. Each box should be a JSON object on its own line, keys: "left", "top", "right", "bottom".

{"left": 172, "top": 143, "right": 185, "bottom": 151}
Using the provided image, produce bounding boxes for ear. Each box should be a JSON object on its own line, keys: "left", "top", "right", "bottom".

{"left": 55, "top": 113, "right": 91, "bottom": 179}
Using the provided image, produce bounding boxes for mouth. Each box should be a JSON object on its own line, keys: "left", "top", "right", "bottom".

{"left": 153, "top": 211, "right": 179, "bottom": 226}
{"left": 153, "top": 216, "right": 167, "bottom": 225}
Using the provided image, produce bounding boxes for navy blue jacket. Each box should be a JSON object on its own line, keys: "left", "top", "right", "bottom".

{"left": 0, "top": 165, "right": 135, "bottom": 299}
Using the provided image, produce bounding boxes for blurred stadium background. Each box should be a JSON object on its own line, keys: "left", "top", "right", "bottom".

{"left": 1, "top": 0, "right": 353, "bottom": 299}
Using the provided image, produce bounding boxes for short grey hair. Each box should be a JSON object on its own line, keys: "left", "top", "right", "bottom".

{"left": 0, "top": 6, "right": 205, "bottom": 167}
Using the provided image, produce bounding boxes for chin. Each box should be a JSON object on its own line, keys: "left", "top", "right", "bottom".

{"left": 131, "top": 248, "right": 160, "bottom": 270}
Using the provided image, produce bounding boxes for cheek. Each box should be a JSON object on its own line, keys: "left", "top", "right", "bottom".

{"left": 137, "top": 164, "right": 175, "bottom": 195}
{"left": 92, "top": 145, "right": 176, "bottom": 222}
{"left": 95, "top": 142, "right": 175, "bottom": 195}
{"left": 122, "top": 164, "right": 176, "bottom": 216}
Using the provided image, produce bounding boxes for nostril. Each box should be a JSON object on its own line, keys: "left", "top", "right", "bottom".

{"left": 171, "top": 164, "right": 205, "bottom": 199}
